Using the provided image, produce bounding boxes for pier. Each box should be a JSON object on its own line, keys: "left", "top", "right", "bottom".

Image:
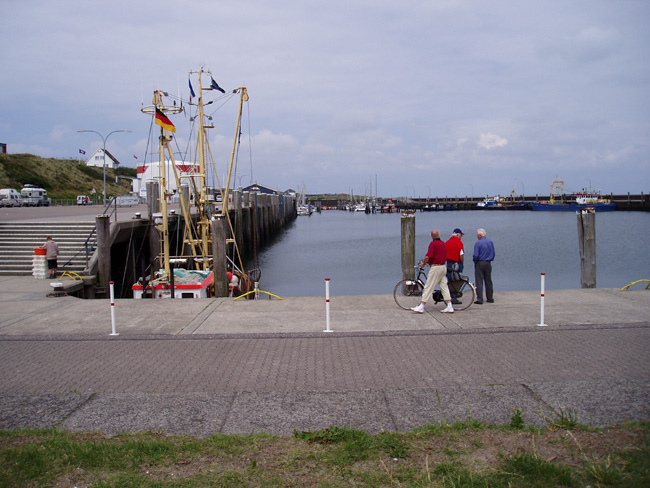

{"left": 0, "top": 190, "right": 297, "bottom": 298}
{"left": 0, "top": 275, "right": 648, "bottom": 435}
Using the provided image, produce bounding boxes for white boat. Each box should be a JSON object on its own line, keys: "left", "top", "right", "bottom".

{"left": 476, "top": 196, "right": 505, "bottom": 209}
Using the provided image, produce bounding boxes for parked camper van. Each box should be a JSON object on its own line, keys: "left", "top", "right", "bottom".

{"left": 0, "top": 188, "right": 23, "bottom": 207}
{"left": 21, "top": 184, "right": 51, "bottom": 206}
{"left": 77, "top": 195, "right": 91, "bottom": 205}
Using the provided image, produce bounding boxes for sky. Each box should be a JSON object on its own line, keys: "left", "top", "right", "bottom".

{"left": 1, "top": 0, "right": 649, "bottom": 198}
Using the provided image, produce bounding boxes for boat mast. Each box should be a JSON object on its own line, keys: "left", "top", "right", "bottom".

{"left": 194, "top": 68, "right": 211, "bottom": 268}
{"left": 222, "top": 87, "right": 248, "bottom": 215}
{"left": 142, "top": 90, "right": 182, "bottom": 284}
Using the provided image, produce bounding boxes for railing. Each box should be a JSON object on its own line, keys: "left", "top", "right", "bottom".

{"left": 61, "top": 197, "right": 119, "bottom": 270}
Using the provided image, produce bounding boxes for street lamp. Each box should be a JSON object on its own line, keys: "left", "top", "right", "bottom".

{"left": 78, "top": 129, "right": 131, "bottom": 205}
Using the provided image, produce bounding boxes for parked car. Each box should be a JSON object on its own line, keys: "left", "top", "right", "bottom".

{"left": 77, "top": 195, "right": 91, "bottom": 205}
{"left": 21, "top": 184, "right": 51, "bottom": 206}
{"left": 0, "top": 188, "right": 23, "bottom": 207}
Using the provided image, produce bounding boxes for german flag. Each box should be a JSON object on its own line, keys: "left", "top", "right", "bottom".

{"left": 155, "top": 108, "right": 176, "bottom": 132}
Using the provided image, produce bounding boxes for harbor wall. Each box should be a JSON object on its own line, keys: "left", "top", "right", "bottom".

{"left": 319, "top": 193, "right": 649, "bottom": 211}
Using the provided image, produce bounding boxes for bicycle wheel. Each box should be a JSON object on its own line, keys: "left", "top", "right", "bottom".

{"left": 393, "top": 279, "right": 424, "bottom": 310}
{"left": 448, "top": 278, "right": 476, "bottom": 311}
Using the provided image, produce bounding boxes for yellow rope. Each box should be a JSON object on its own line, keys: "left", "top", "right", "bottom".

{"left": 620, "top": 279, "right": 650, "bottom": 291}
{"left": 234, "top": 290, "right": 282, "bottom": 300}
{"left": 60, "top": 271, "right": 82, "bottom": 280}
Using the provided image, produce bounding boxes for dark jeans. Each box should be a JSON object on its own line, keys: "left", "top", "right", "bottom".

{"left": 474, "top": 260, "right": 493, "bottom": 302}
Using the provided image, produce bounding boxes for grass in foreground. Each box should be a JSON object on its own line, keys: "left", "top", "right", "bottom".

{"left": 0, "top": 421, "right": 648, "bottom": 487}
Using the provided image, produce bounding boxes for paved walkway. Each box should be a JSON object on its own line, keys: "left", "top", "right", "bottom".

{"left": 1, "top": 275, "right": 648, "bottom": 436}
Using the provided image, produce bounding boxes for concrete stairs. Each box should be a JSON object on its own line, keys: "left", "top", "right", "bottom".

{"left": 0, "top": 222, "right": 97, "bottom": 276}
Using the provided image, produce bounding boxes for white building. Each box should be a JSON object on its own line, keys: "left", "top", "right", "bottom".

{"left": 84, "top": 148, "right": 121, "bottom": 169}
{"left": 133, "top": 161, "right": 201, "bottom": 200}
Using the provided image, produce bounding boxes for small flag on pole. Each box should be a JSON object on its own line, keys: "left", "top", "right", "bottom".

{"left": 155, "top": 108, "right": 176, "bottom": 132}
{"left": 188, "top": 79, "right": 196, "bottom": 101}
{"left": 79, "top": 149, "right": 86, "bottom": 155}
{"left": 211, "top": 77, "right": 226, "bottom": 93}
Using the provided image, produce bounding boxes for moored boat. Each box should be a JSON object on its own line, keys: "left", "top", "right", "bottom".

{"left": 132, "top": 67, "right": 253, "bottom": 298}
{"left": 476, "top": 197, "right": 505, "bottom": 209}
{"left": 530, "top": 179, "right": 615, "bottom": 211}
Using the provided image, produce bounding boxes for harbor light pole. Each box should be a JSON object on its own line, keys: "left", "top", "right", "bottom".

{"left": 78, "top": 129, "right": 131, "bottom": 205}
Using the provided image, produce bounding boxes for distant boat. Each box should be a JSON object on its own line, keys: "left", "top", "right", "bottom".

{"left": 381, "top": 200, "right": 397, "bottom": 213}
{"left": 529, "top": 179, "right": 615, "bottom": 211}
{"left": 476, "top": 197, "right": 505, "bottom": 209}
{"left": 421, "top": 203, "right": 438, "bottom": 211}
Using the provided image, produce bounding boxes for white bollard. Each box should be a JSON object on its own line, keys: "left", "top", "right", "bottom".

{"left": 537, "top": 273, "right": 548, "bottom": 327}
{"left": 323, "top": 278, "right": 333, "bottom": 332}
{"left": 109, "top": 281, "right": 119, "bottom": 336}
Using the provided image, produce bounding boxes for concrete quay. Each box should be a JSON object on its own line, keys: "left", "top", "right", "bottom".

{"left": 0, "top": 275, "right": 648, "bottom": 437}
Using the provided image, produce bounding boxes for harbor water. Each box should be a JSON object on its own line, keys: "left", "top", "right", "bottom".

{"left": 253, "top": 210, "right": 650, "bottom": 297}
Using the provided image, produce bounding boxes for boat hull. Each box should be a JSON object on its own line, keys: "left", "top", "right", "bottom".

{"left": 133, "top": 272, "right": 214, "bottom": 299}
{"left": 529, "top": 202, "right": 616, "bottom": 211}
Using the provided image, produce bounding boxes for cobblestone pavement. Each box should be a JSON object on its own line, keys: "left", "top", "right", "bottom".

{"left": 1, "top": 325, "right": 648, "bottom": 436}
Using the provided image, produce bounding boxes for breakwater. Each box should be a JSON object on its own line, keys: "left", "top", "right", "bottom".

{"left": 313, "top": 193, "right": 649, "bottom": 211}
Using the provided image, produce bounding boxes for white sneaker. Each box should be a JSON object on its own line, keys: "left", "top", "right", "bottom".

{"left": 441, "top": 305, "right": 454, "bottom": 313}
{"left": 411, "top": 304, "right": 425, "bottom": 313}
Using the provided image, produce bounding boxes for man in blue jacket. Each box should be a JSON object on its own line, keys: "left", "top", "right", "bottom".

{"left": 472, "top": 228, "right": 495, "bottom": 304}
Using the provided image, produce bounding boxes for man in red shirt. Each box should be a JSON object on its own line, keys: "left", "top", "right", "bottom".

{"left": 445, "top": 228, "right": 464, "bottom": 273}
{"left": 445, "top": 228, "right": 465, "bottom": 305}
{"left": 411, "top": 230, "right": 454, "bottom": 314}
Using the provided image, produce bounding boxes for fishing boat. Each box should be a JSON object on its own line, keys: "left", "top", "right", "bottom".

{"left": 476, "top": 196, "right": 505, "bottom": 209}
{"left": 529, "top": 179, "right": 615, "bottom": 211}
{"left": 132, "top": 67, "right": 253, "bottom": 298}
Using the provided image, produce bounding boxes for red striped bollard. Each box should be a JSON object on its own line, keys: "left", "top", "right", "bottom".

{"left": 323, "top": 278, "right": 333, "bottom": 332}
{"left": 109, "top": 281, "right": 119, "bottom": 336}
{"left": 537, "top": 273, "right": 548, "bottom": 327}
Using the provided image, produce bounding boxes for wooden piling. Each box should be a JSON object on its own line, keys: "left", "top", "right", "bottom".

{"left": 577, "top": 208, "right": 596, "bottom": 288}
{"left": 146, "top": 181, "right": 160, "bottom": 216}
{"left": 211, "top": 216, "right": 229, "bottom": 297}
{"left": 96, "top": 214, "right": 111, "bottom": 295}
{"left": 401, "top": 210, "right": 416, "bottom": 281}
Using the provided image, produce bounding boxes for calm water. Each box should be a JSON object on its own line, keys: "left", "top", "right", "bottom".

{"left": 252, "top": 210, "right": 650, "bottom": 297}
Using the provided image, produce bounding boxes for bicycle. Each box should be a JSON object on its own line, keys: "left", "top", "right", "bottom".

{"left": 393, "top": 265, "right": 476, "bottom": 311}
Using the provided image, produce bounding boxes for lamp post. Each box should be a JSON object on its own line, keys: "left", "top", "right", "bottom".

{"left": 78, "top": 129, "right": 131, "bottom": 205}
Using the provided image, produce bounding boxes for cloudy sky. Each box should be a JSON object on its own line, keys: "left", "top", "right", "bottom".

{"left": 2, "top": 0, "right": 648, "bottom": 198}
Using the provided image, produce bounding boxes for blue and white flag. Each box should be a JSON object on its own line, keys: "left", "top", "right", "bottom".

{"left": 188, "top": 79, "right": 196, "bottom": 100}
{"left": 79, "top": 149, "right": 86, "bottom": 155}
{"left": 210, "top": 77, "right": 226, "bottom": 93}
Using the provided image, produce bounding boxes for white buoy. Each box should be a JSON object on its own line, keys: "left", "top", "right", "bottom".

{"left": 323, "top": 278, "right": 333, "bottom": 332}
{"left": 537, "top": 273, "right": 548, "bottom": 327}
{"left": 109, "top": 281, "right": 119, "bottom": 336}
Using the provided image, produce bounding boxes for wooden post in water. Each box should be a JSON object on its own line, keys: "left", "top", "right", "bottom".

{"left": 401, "top": 210, "right": 416, "bottom": 281}
{"left": 211, "top": 216, "right": 229, "bottom": 297}
{"left": 577, "top": 208, "right": 596, "bottom": 288}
